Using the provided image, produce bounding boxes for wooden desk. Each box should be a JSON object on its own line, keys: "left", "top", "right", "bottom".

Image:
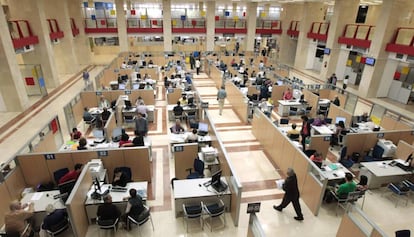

{"left": 84, "top": 182, "right": 147, "bottom": 224}
{"left": 122, "top": 105, "right": 155, "bottom": 123}
{"left": 173, "top": 178, "right": 231, "bottom": 217}
{"left": 320, "top": 163, "right": 353, "bottom": 181}
{"left": 277, "top": 100, "right": 304, "bottom": 116}
{"left": 311, "top": 125, "right": 334, "bottom": 135}
{"left": 360, "top": 159, "right": 413, "bottom": 188}
{"left": 167, "top": 104, "right": 198, "bottom": 121}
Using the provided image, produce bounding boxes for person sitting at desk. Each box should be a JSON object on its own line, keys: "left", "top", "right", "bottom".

{"left": 331, "top": 120, "right": 346, "bottom": 146}
{"left": 112, "top": 168, "right": 129, "bottom": 187}
{"left": 325, "top": 173, "right": 356, "bottom": 203}
{"left": 312, "top": 115, "right": 327, "bottom": 126}
{"left": 185, "top": 73, "right": 192, "bottom": 85}
{"left": 41, "top": 204, "right": 67, "bottom": 236}
{"left": 124, "top": 188, "right": 145, "bottom": 230}
{"left": 77, "top": 138, "right": 87, "bottom": 150}
{"left": 97, "top": 195, "right": 121, "bottom": 227}
{"left": 59, "top": 163, "right": 82, "bottom": 184}
{"left": 164, "top": 76, "right": 171, "bottom": 89}
{"left": 135, "top": 96, "right": 145, "bottom": 107}
{"left": 101, "top": 107, "right": 111, "bottom": 122}
{"left": 5, "top": 200, "right": 34, "bottom": 237}
{"left": 135, "top": 113, "right": 148, "bottom": 136}
{"left": 185, "top": 129, "right": 198, "bottom": 142}
{"left": 286, "top": 123, "right": 300, "bottom": 137}
{"left": 144, "top": 82, "right": 153, "bottom": 90}
{"left": 99, "top": 96, "right": 110, "bottom": 109}
{"left": 365, "top": 118, "right": 376, "bottom": 130}
{"left": 360, "top": 112, "right": 369, "bottom": 122}
{"left": 310, "top": 152, "right": 324, "bottom": 168}
{"left": 70, "top": 128, "right": 82, "bottom": 140}
{"left": 179, "top": 95, "right": 188, "bottom": 105}
{"left": 170, "top": 119, "right": 185, "bottom": 134}
{"left": 173, "top": 101, "right": 184, "bottom": 118}
{"left": 282, "top": 88, "right": 293, "bottom": 100}
{"left": 119, "top": 133, "right": 131, "bottom": 147}
{"left": 83, "top": 107, "right": 94, "bottom": 122}
{"left": 332, "top": 95, "right": 340, "bottom": 106}
{"left": 136, "top": 101, "right": 147, "bottom": 118}
{"left": 121, "top": 61, "right": 127, "bottom": 69}
{"left": 251, "top": 70, "right": 257, "bottom": 78}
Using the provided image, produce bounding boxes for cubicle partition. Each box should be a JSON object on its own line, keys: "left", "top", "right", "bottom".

{"left": 302, "top": 89, "right": 319, "bottom": 118}
{"left": 173, "top": 143, "right": 199, "bottom": 179}
{"left": 271, "top": 85, "right": 288, "bottom": 107}
{"left": 380, "top": 115, "right": 412, "bottom": 130}
{"left": 327, "top": 104, "right": 353, "bottom": 127}
{"left": 308, "top": 135, "right": 331, "bottom": 159}
{"left": 167, "top": 88, "right": 182, "bottom": 105}
{"left": 209, "top": 65, "right": 223, "bottom": 88}
{"left": 395, "top": 140, "right": 414, "bottom": 160}
{"left": 319, "top": 89, "right": 346, "bottom": 109}
{"left": 251, "top": 109, "right": 326, "bottom": 216}
{"left": 225, "top": 82, "right": 249, "bottom": 124}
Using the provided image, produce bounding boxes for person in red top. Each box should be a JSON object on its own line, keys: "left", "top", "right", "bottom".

{"left": 300, "top": 116, "right": 310, "bottom": 152}
{"left": 59, "top": 163, "right": 82, "bottom": 184}
{"left": 310, "top": 152, "right": 324, "bottom": 168}
{"left": 70, "top": 128, "right": 82, "bottom": 140}
{"left": 118, "top": 133, "right": 131, "bottom": 147}
{"left": 282, "top": 88, "right": 293, "bottom": 100}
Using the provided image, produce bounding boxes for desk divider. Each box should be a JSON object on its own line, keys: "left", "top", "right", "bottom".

{"left": 139, "top": 68, "right": 158, "bottom": 80}
{"left": 0, "top": 184, "right": 13, "bottom": 226}
{"left": 328, "top": 90, "right": 346, "bottom": 109}
{"left": 72, "top": 98, "right": 84, "bottom": 127}
{"left": 271, "top": 85, "right": 288, "bottom": 108}
{"left": 4, "top": 166, "right": 26, "bottom": 199}
{"left": 395, "top": 140, "right": 414, "bottom": 160}
{"left": 225, "top": 82, "right": 248, "bottom": 124}
{"left": 327, "top": 104, "right": 353, "bottom": 127}
{"left": 173, "top": 143, "right": 199, "bottom": 180}
{"left": 103, "top": 112, "right": 117, "bottom": 142}
{"left": 123, "top": 147, "right": 151, "bottom": 182}
{"left": 303, "top": 89, "right": 319, "bottom": 117}
{"left": 33, "top": 131, "right": 57, "bottom": 153}
{"left": 318, "top": 89, "right": 331, "bottom": 100}
{"left": 209, "top": 65, "right": 223, "bottom": 88}
{"left": 167, "top": 88, "right": 182, "bottom": 105}
{"left": 380, "top": 115, "right": 412, "bottom": 131}
{"left": 308, "top": 136, "right": 330, "bottom": 159}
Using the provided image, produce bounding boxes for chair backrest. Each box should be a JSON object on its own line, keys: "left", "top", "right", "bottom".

{"left": 54, "top": 168, "right": 69, "bottom": 184}
{"left": 194, "top": 159, "right": 204, "bottom": 175}
{"left": 325, "top": 118, "right": 333, "bottom": 124}
{"left": 395, "top": 229, "right": 411, "bottom": 237}
{"left": 372, "top": 145, "right": 384, "bottom": 159}
{"left": 347, "top": 190, "right": 364, "bottom": 202}
{"left": 304, "top": 149, "right": 316, "bottom": 157}
{"left": 113, "top": 167, "right": 132, "bottom": 182}
{"left": 289, "top": 134, "right": 300, "bottom": 140}
{"left": 340, "top": 146, "right": 348, "bottom": 160}
{"left": 319, "top": 106, "right": 328, "bottom": 111}
{"left": 48, "top": 217, "right": 69, "bottom": 233}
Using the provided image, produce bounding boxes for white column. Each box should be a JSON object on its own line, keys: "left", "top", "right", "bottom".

{"left": 245, "top": 2, "right": 257, "bottom": 53}
{"left": 162, "top": 0, "right": 172, "bottom": 52}
{"left": 206, "top": 1, "right": 215, "bottom": 52}
{"left": 115, "top": 0, "right": 128, "bottom": 52}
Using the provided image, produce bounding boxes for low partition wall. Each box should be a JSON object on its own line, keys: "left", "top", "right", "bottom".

{"left": 380, "top": 115, "right": 412, "bottom": 130}
{"left": 327, "top": 104, "right": 353, "bottom": 127}
{"left": 303, "top": 89, "right": 319, "bottom": 118}
{"left": 225, "top": 82, "right": 248, "bottom": 124}
{"left": 80, "top": 90, "right": 155, "bottom": 109}
{"left": 16, "top": 147, "right": 151, "bottom": 188}
{"left": 167, "top": 88, "right": 182, "bottom": 105}
{"left": 271, "top": 85, "right": 288, "bottom": 108}
{"left": 173, "top": 143, "right": 199, "bottom": 180}
{"left": 395, "top": 140, "right": 414, "bottom": 160}
{"left": 251, "top": 109, "right": 326, "bottom": 216}
{"left": 309, "top": 135, "right": 331, "bottom": 159}
{"left": 209, "top": 65, "right": 223, "bottom": 88}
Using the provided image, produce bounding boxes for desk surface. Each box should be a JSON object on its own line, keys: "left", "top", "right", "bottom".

{"left": 60, "top": 137, "right": 152, "bottom": 151}
{"left": 318, "top": 99, "right": 331, "bottom": 106}
{"left": 21, "top": 190, "right": 65, "bottom": 212}
{"left": 360, "top": 159, "right": 412, "bottom": 177}
{"left": 278, "top": 100, "right": 302, "bottom": 106}
{"left": 85, "top": 182, "right": 147, "bottom": 205}
{"left": 169, "top": 133, "right": 212, "bottom": 144}
{"left": 173, "top": 178, "right": 230, "bottom": 199}
{"left": 167, "top": 104, "right": 198, "bottom": 111}
{"left": 311, "top": 125, "right": 334, "bottom": 135}
{"left": 122, "top": 105, "right": 155, "bottom": 113}
{"left": 320, "top": 163, "right": 352, "bottom": 180}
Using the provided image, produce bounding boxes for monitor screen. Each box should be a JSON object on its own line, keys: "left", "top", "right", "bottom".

{"left": 112, "top": 127, "right": 123, "bottom": 139}
{"left": 95, "top": 177, "right": 101, "bottom": 192}
{"left": 198, "top": 122, "right": 208, "bottom": 132}
{"left": 124, "top": 100, "right": 132, "bottom": 109}
{"left": 211, "top": 170, "right": 222, "bottom": 186}
{"left": 188, "top": 97, "right": 194, "bottom": 105}
{"left": 365, "top": 57, "right": 376, "bottom": 66}
{"left": 132, "top": 83, "right": 139, "bottom": 90}
{"left": 93, "top": 129, "right": 104, "bottom": 139}
{"left": 335, "top": 116, "right": 346, "bottom": 125}
{"left": 58, "top": 179, "right": 76, "bottom": 202}
{"left": 118, "top": 83, "right": 126, "bottom": 90}
{"left": 324, "top": 48, "right": 331, "bottom": 55}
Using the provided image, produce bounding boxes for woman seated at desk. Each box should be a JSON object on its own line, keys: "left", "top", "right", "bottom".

{"left": 330, "top": 120, "right": 346, "bottom": 146}
{"left": 77, "top": 137, "right": 87, "bottom": 150}
{"left": 70, "top": 128, "right": 82, "bottom": 140}
{"left": 282, "top": 88, "right": 293, "bottom": 100}
{"left": 112, "top": 167, "right": 129, "bottom": 187}
{"left": 123, "top": 189, "right": 145, "bottom": 230}
{"left": 310, "top": 152, "right": 324, "bottom": 168}
{"left": 185, "top": 129, "right": 198, "bottom": 142}
{"left": 312, "top": 115, "right": 327, "bottom": 126}
{"left": 119, "top": 133, "right": 131, "bottom": 147}
{"left": 170, "top": 120, "right": 185, "bottom": 134}
{"left": 121, "top": 131, "right": 144, "bottom": 147}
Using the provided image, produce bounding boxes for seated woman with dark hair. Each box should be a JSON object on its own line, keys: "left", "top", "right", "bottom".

{"left": 123, "top": 188, "right": 145, "bottom": 230}
{"left": 118, "top": 133, "right": 131, "bottom": 147}
{"left": 112, "top": 168, "right": 128, "bottom": 187}
{"left": 310, "top": 152, "right": 324, "bottom": 168}
{"left": 77, "top": 137, "right": 87, "bottom": 150}
{"left": 121, "top": 131, "right": 144, "bottom": 147}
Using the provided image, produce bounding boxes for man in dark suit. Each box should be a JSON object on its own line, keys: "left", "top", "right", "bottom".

{"left": 273, "top": 168, "right": 304, "bottom": 221}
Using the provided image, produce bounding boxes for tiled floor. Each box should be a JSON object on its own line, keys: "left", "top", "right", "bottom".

{"left": 1, "top": 56, "right": 413, "bottom": 237}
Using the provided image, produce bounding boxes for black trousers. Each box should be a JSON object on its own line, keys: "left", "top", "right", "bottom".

{"left": 301, "top": 134, "right": 308, "bottom": 151}
{"left": 278, "top": 195, "right": 303, "bottom": 218}
{"left": 196, "top": 67, "right": 200, "bottom": 75}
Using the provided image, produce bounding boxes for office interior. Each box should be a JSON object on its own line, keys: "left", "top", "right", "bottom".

{"left": 0, "top": 0, "right": 414, "bottom": 236}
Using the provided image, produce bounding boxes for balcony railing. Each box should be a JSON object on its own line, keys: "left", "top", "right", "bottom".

{"left": 46, "top": 19, "right": 64, "bottom": 40}
{"left": 84, "top": 17, "right": 118, "bottom": 33}
{"left": 70, "top": 18, "right": 80, "bottom": 37}
{"left": 287, "top": 21, "right": 300, "bottom": 37}
{"left": 171, "top": 18, "right": 206, "bottom": 33}
{"left": 127, "top": 18, "right": 163, "bottom": 33}
{"left": 256, "top": 20, "right": 282, "bottom": 35}
{"left": 215, "top": 19, "right": 247, "bottom": 34}
{"left": 385, "top": 27, "right": 414, "bottom": 56}
{"left": 8, "top": 20, "right": 39, "bottom": 49}
{"left": 338, "top": 24, "right": 375, "bottom": 48}
{"left": 307, "top": 22, "right": 329, "bottom": 41}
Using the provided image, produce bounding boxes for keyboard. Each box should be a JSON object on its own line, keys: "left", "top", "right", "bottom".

{"left": 111, "top": 186, "right": 128, "bottom": 192}
{"left": 197, "top": 131, "right": 208, "bottom": 136}
{"left": 396, "top": 163, "right": 414, "bottom": 172}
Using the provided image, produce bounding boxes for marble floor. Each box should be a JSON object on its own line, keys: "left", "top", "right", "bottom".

{"left": 0, "top": 58, "right": 413, "bottom": 237}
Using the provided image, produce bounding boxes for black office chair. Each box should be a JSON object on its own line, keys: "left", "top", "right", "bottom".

{"left": 362, "top": 145, "right": 384, "bottom": 162}
{"left": 186, "top": 158, "right": 204, "bottom": 179}
{"left": 339, "top": 146, "right": 353, "bottom": 168}
{"left": 127, "top": 205, "right": 154, "bottom": 235}
{"left": 304, "top": 149, "right": 316, "bottom": 158}
{"left": 396, "top": 229, "right": 411, "bottom": 237}
{"left": 289, "top": 107, "right": 298, "bottom": 116}
{"left": 46, "top": 217, "right": 70, "bottom": 237}
{"left": 280, "top": 118, "right": 289, "bottom": 125}
{"left": 97, "top": 217, "right": 119, "bottom": 234}
{"left": 112, "top": 167, "right": 132, "bottom": 183}
{"left": 289, "top": 133, "right": 300, "bottom": 141}
{"left": 202, "top": 200, "right": 226, "bottom": 232}
{"left": 318, "top": 106, "right": 328, "bottom": 116}
{"left": 53, "top": 168, "right": 69, "bottom": 184}
{"left": 324, "top": 118, "right": 333, "bottom": 124}
{"left": 304, "top": 106, "right": 312, "bottom": 115}
{"left": 182, "top": 202, "right": 203, "bottom": 232}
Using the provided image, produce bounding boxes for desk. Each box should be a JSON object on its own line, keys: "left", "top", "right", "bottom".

{"left": 84, "top": 182, "right": 147, "bottom": 224}
{"left": 320, "top": 163, "right": 352, "bottom": 181}
{"left": 311, "top": 125, "right": 334, "bottom": 135}
{"left": 360, "top": 159, "right": 413, "bottom": 188}
{"left": 173, "top": 178, "right": 231, "bottom": 217}
{"left": 318, "top": 99, "right": 331, "bottom": 107}
{"left": 277, "top": 100, "right": 304, "bottom": 116}
{"left": 169, "top": 133, "right": 212, "bottom": 144}
{"left": 167, "top": 104, "right": 198, "bottom": 121}
{"left": 122, "top": 105, "right": 155, "bottom": 123}
{"left": 20, "top": 191, "right": 66, "bottom": 229}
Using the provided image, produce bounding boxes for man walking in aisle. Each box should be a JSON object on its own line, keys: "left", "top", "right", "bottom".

{"left": 217, "top": 86, "right": 227, "bottom": 116}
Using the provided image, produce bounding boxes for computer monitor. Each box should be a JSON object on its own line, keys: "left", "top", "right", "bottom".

{"left": 58, "top": 179, "right": 76, "bottom": 202}
{"left": 124, "top": 100, "right": 132, "bottom": 110}
{"left": 112, "top": 127, "right": 123, "bottom": 142}
{"left": 198, "top": 122, "right": 208, "bottom": 132}
{"left": 93, "top": 129, "right": 104, "bottom": 139}
{"left": 211, "top": 170, "right": 222, "bottom": 186}
{"left": 121, "top": 75, "right": 128, "bottom": 81}
{"left": 188, "top": 97, "right": 194, "bottom": 105}
{"left": 91, "top": 177, "right": 102, "bottom": 200}
{"left": 132, "top": 83, "right": 139, "bottom": 90}
{"left": 118, "top": 83, "right": 126, "bottom": 90}
{"left": 335, "top": 116, "right": 346, "bottom": 125}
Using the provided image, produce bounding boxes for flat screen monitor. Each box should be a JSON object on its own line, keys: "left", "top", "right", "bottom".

{"left": 324, "top": 48, "right": 331, "bottom": 55}
{"left": 124, "top": 100, "right": 132, "bottom": 109}
{"left": 132, "top": 83, "right": 139, "bottom": 90}
{"left": 365, "top": 57, "right": 376, "bottom": 66}
{"left": 118, "top": 83, "right": 126, "bottom": 90}
{"left": 211, "top": 170, "right": 222, "bottom": 186}
{"left": 335, "top": 116, "right": 346, "bottom": 125}
{"left": 188, "top": 97, "right": 194, "bottom": 105}
{"left": 93, "top": 129, "right": 104, "bottom": 139}
{"left": 198, "top": 122, "right": 208, "bottom": 132}
{"left": 58, "top": 179, "right": 76, "bottom": 202}
{"left": 112, "top": 127, "right": 123, "bottom": 140}
{"left": 121, "top": 75, "right": 128, "bottom": 81}
{"left": 94, "top": 177, "right": 101, "bottom": 192}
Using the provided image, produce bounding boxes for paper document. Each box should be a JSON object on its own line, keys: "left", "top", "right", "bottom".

{"left": 31, "top": 192, "right": 43, "bottom": 201}
{"left": 275, "top": 179, "right": 285, "bottom": 190}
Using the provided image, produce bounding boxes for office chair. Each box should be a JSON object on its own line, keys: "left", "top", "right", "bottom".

{"left": 289, "top": 107, "right": 298, "bottom": 116}
{"left": 339, "top": 147, "right": 353, "bottom": 168}
{"left": 112, "top": 167, "right": 132, "bottom": 183}
{"left": 387, "top": 183, "right": 409, "bottom": 207}
{"left": 186, "top": 158, "right": 204, "bottom": 179}
{"left": 395, "top": 229, "right": 411, "bottom": 237}
{"left": 289, "top": 133, "right": 300, "bottom": 141}
{"left": 362, "top": 145, "right": 384, "bottom": 162}
{"left": 202, "top": 199, "right": 226, "bottom": 232}
{"left": 46, "top": 217, "right": 70, "bottom": 237}
{"left": 318, "top": 106, "right": 328, "bottom": 116}
{"left": 53, "top": 168, "right": 69, "bottom": 184}
{"left": 127, "top": 205, "right": 154, "bottom": 236}
{"left": 182, "top": 202, "right": 203, "bottom": 232}
{"left": 324, "top": 118, "right": 333, "bottom": 124}
{"left": 83, "top": 116, "right": 96, "bottom": 131}
{"left": 280, "top": 118, "right": 289, "bottom": 125}
{"left": 304, "top": 106, "right": 312, "bottom": 115}
{"left": 97, "top": 217, "right": 119, "bottom": 235}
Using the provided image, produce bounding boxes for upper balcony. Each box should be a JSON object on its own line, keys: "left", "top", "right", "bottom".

{"left": 171, "top": 18, "right": 205, "bottom": 34}
{"left": 385, "top": 27, "right": 414, "bottom": 56}
{"left": 8, "top": 20, "right": 39, "bottom": 49}
{"left": 47, "top": 19, "right": 64, "bottom": 40}
{"left": 70, "top": 18, "right": 80, "bottom": 37}
{"left": 256, "top": 20, "right": 282, "bottom": 35}
{"left": 127, "top": 18, "right": 163, "bottom": 33}
{"left": 215, "top": 18, "right": 247, "bottom": 34}
{"left": 287, "top": 21, "right": 300, "bottom": 37}
{"left": 307, "top": 22, "right": 329, "bottom": 41}
{"left": 338, "top": 24, "right": 375, "bottom": 48}
{"left": 85, "top": 17, "right": 118, "bottom": 33}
